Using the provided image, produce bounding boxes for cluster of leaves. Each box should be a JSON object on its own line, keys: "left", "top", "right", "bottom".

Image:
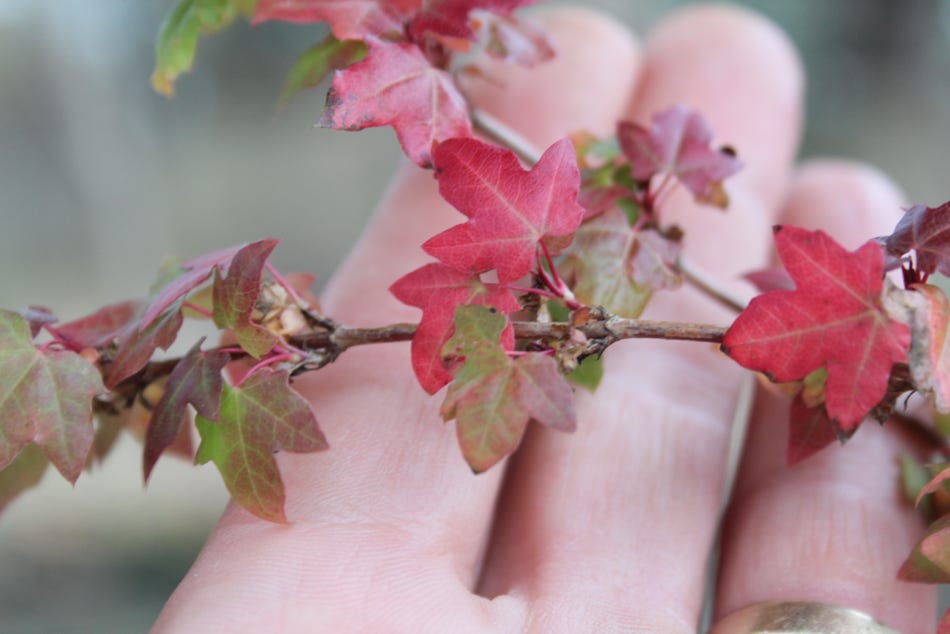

{"left": 153, "top": 0, "right": 555, "bottom": 165}
{"left": 6, "top": 2, "right": 950, "bottom": 629}
{"left": 719, "top": 201, "right": 950, "bottom": 627}
{"left": 1, "top": 240, "right": 328, "bottom": 522}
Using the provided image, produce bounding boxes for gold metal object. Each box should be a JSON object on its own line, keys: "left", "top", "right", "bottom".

{"left": 709, "top": 601, "right": 901, "bottom": 634}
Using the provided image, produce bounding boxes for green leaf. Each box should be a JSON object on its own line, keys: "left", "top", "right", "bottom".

{"left": 151, "top": 0, "right": 257, "bottom": 97}
{"left": 277, "top": 36, "right": 367, "bottom": 111}
{"left": 568, "top": 355, "right": 603, "bottom": 392}
{"left": 0, "top": 310, "right": 105, "bottom": 483}
{"left": 195, "top": 368, "right": 327, "bottom": 523}
{"left": 0, "top": 445, "right": 49, "bottom": 513}
{"left": 441, "top": 306, "right": 576, "bottom": 473}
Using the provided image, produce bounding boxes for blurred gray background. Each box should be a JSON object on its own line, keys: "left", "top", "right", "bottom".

{"left": 1, "top": 1, "right": 949, "bottom": 631}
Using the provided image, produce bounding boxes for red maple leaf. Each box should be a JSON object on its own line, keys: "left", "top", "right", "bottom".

{"left": 722, "top": 226, "right": 910, "bottom": 431}
{"left": 389, "top": 262, "right": 519, "bottom": 393}
{"left": 318, "top": 37, "right": 472, "bottom": 167}
{"left": 423, "top": 137, "right": 584, "bottom": 283}
{"left": 253, "top": 0, "right": 419, "bottom": 40}
{"left": 617, "top": 104, "right": 741, "bottom": 206}
{"left": 883, "top": 201, "right": 950, "bottom": 277}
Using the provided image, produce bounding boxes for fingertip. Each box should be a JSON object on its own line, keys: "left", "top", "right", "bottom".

{"left": 632, "top": 3, "right": 805, "bottom": 206}
{"left": 780, "top": 159, "right": 906, "bottom": 249}
{"left": 462, "top": 5, "right": 642, "bottom": 147}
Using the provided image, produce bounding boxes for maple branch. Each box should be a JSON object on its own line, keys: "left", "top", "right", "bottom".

{"left": 677, "top": 256, "right": 748, "bottom": 313}
{"left": 288, "top": 317, "right": 726, "bottom": 357}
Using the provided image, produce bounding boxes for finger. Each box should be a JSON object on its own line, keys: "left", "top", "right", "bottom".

{"left": 715, "top": 161, "right": 936, "bottom": 633}
{"left": 476, "top": 6, "right": 804, "bottom": 631}
{"left": 155, "top": 8, "right": 642, "bottom": 631}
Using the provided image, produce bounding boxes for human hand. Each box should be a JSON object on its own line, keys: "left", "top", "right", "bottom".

{"left": 154, "top": 6, "right": 935, "bottom": 632}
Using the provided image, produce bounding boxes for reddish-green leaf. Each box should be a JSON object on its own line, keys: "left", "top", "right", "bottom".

{"left": 560, "top": 208, "right": 678, "bottom": 318}
{"left": 722, "top": 227, "right": 910, "bottom": 431}
{"left": 899, "top": 514, "right": 950, "bottom": 583}
{"left": 253, "top": 0, "right": 418, "bottom": 40}
{"left": 618, "top": 104, "right": 741, "bottom": 207}
{"left": 440, "top": 306, "right": 575, "bottom": 472}
{"left": 277, "top": 35, "right": 367, "bottom": 111}
{"left": 141, "top": 242, "right": 248, "bottom": 329}
{"left": 0, "top": 445, "right": 49, "bottom": 513}
{"left": 905, "top": 284, "right": 950, "bottom": 412}
{"left": 195, "top": 368, "right": 327, "bottom": 523}
{"left": 786, "top": 393, "right": 837, "bottom": 466}
{"left": 54, "top": 300, "right": 142, "bottom": 351}
{"left": 105, "top": 304, "right": 184, "bottom": 388}
{"left": 151, "top": 0, "right": 256, "bottom": 97}
{"left": 884, "top": 201, "right": 950, "bottom": 277}
{"left": 318, "top": 37, "right": 472, "bottom": 167}
{"left": 940, "top": 609, "right": 950, "bottom": 634}
{"left": 144, "top": 339, "right": 228, "bottom": 481}
{"left": 390, "top": 263, "right": 519, "bottom": 393}
{"left": 423, "top": 137, "right": 584, "bottom": 283}
{"left": 0, "top": 310, "right": 105, "bottom": 483}
{"left": 212, "top": 239, "right": 281, "bottom": 358}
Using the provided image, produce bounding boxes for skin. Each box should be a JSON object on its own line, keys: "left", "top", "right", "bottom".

{"left": 154, "top": 6, "right": 937, "bottom": 633}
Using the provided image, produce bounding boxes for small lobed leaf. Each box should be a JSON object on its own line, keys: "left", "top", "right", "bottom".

{"left": 55, "top": 300, "right": 142, "bottom": 351}
{"left": 144, "top": 339, "right": 229, "bottom": 481}
{"left": 390, "top": 263, "right": 520, "bottom": 393}
{"left": 277, "top": 35, "right": 367, "bottom": 111}
{"left": 440, "top": 306, "right": 575, "bottom": 472}
{"left": 560, "top": 207, "right": 655, "bottom": 318}
{"left": 105, "top": 303, "right": 184, "bottom": 388}
{"left": 151, "top": 0, "right": 256, "bottom": 97}
{"left": 424, "top": 137, "right": 585, "bottom": 283}
{"left": 617, "top": 104, "right": 741, "bottom": 207}
{"left": 195, "top": 367, "right": 327, "bottom": 522}
{"left": 318, "top": 37, "right": 472, "bottom": 167}
{"left": 212, "top": 239, "right": 281, "bottom": 358}
{"left": 883, "top": 201, "right": 950, "bottom": 277}
{"left": 722, "top": 227, "right": 910, "bottom": 432}
{"left": 0, "top": 310, "right": 105, "bottom": 483}
{"left": 141, "top": 242, "right": 249, "bottom": 329}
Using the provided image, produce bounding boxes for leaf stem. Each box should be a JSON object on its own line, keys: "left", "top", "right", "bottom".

{"left": 182, "top": 301, "right": 213, "bottom": 318}
{"left": 470, "top": 108, "right": 542, "bottom": 165}
{"left": 677, "top": 255, "right": 748, "bottom": 313}
{"left": 235, "top": 352, "right": 299, "bottom": 388}
{"left": 264, "top": 261, "right": 309, "bottom": 308}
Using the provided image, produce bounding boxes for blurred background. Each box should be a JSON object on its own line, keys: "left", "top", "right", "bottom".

{"left": 1, "top": 0, "right": 948, "bottom": 631}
